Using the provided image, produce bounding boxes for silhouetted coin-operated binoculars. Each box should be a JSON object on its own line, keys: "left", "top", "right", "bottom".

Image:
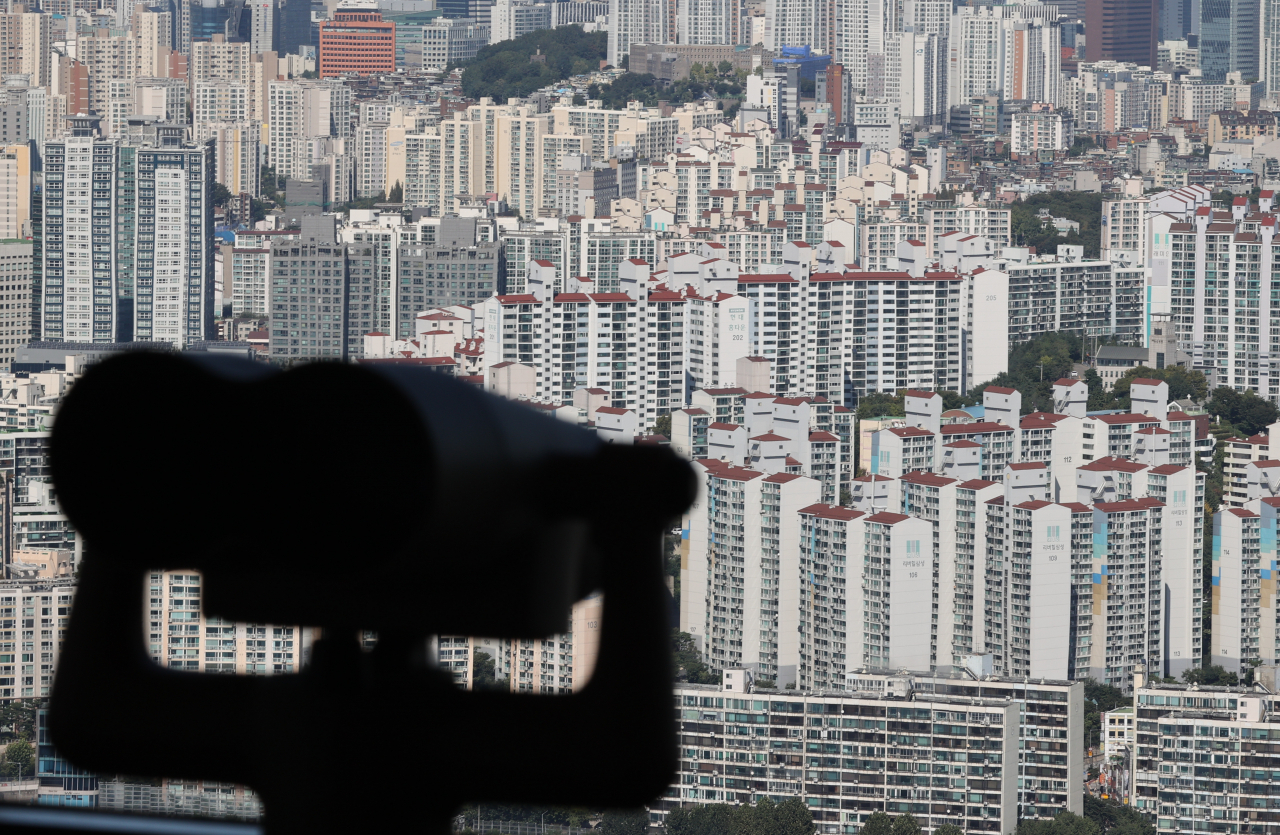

{"left": 47, "top": 353, "right": 696, "bottom": 834}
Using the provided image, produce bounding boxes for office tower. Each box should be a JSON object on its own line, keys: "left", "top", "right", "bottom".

{"left": 1085, "top": 0, "right": 1158, "bottom": 67}
{"left": 394, "top": 216, "right": 501, "bottom": 338}
{"left": 318, "top": 7, "right": 394, "bottom": 77}
{"left": 239, "top": 0, "right": 277, "bottom": 54}
{"left": 1265, "top": 0, "right": 1280, "bottom": 102}
{"left": 278, "top": 0, "right": 311, "bottom": 56}
{"left": 0, "top": 241, "right": 33, "bottom": 369}
{"left": 268, "top": 215, "right": 349, "bottom": 361}
{"left": 608, "top": 0, "right": 672, "bottom": 68}
{"left": 1198, "top": 0, "right": 1259, "bottom": 81}
{"left": 188, "top": 0, "right": 233, "bottom": 52}
{"left": 0, "top": 7, "right": 51, "bottom": 89}
{"left": 42, "top": 116, "right": 213, "bottom": 346}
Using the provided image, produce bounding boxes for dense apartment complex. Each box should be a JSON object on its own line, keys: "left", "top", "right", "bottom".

{"left": 659, "top": 669, "right": 1083, "bottom": 831}
{"left": 681, "top": 380, "right": 1205, "bottom": 695}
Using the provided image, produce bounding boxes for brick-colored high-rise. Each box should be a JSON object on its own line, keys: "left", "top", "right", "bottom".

{"left": 318, "top": 7, "right": 395, "bottom": 78}
{"left": 1085, "top": 0, "right": 1157, "bottom": 67}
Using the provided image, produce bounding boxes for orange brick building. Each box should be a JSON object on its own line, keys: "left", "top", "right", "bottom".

{"left": 318, "top": 8, "right": 395, "bottom": 78}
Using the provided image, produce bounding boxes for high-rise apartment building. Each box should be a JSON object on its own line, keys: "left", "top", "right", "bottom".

{"left": 318, "top": 7, "right": 395, "bottom": 77}
{"left": 608, "top": 0, "right": 673, "bottom": 68}
{"left": 661, "top": 670, "right": 1084, "bottom": 830}
{"left": 266, "top": 78, "right": 353, "bottom": 175}
{"left": 950, "top": 4, "right": 1062, "bottom": 109}
{"left": 0, "top": 145, "right": 30, "bottom": 242}
{"left": 1132, "top": 679, "right": 1280, "bottom": 828}
{"left": 268, "top": 215, "right": 349, "bottom": 361}
{"left": 190, "top": 35, "right": 251, "bottom": 87}
{"left": 0, "top": 578, "right": 76, "bottom": 699}
{"left": 201, "top": 121, "right": 260, "bottom": 199}
{"left": 0, "top": 241, "right": 33, "bottom": 370}
{"left": 393, "top": 216, "right": 502, "bottom": 339}
{"left": 0, "top": 7, "right": 51, "bottom": 89}
{"left": 41, "top": 117, "right": 214, "bottom": 346}
{"left": 193, "top": 80, "right": 252, "bottom": 123}
{"left": 1084, "top": 0, "right": 1157, "bottom": 68}
{"left": 78, "top": 29, "right": 138, "bottom": 121}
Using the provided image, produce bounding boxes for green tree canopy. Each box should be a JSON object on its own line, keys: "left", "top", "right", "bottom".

{"left": 972, "top": 331, "right": 1084, "bottom": 414}
{"left": 1083, "top": 679, "right": 1126, "bottom": 752}
{"left": 890, "top": 814, "right": 922, "bottom": 835}
{"left": 933, "top": 825, "right": 964, "bottom": 835}
{"left": 860, "top": 812, "right": 894, "bottom": 835}
{"left": 1018, "top": 811, "right": 1103, "bottom": 835}
{"left": 773, "top": 798, "right": 813, "bottom": 835}
{"left": 856, "top": 392, "right": 904, "bottom": 419}
{"left": 1183, "top": 664, "right": 1238, "bottom": 686}
{"left": 459, "top": 27, "right": 608, "bottom": 100}
{"left": 1207, "top": 387, "right": 1280, "bottom": 437}
{"left": 1010, "top": 192, "right": 1105, "bottom": 258}
{"left": 601, "top": 809, "right": 650, "bottom": 835}
{"left": 1, "top": 737, "right": 33, "bottom": 779}
{"left": 1083, "top": 794, "right": 1155, "bottom": 835}
{"left": 672, "top": 630, "right": 716, "bottom": 684}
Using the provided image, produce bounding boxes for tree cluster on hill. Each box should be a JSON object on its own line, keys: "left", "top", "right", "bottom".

{"left": 459, "top": 27, "right": 608, "bottom": 101}
{"left": 664, "top": 796, "right": 813, "bottom": 835}
{"left": 587, "top": 72, "right": 742, "bottom": 110}
{"left": 1205, "top": 386, "right": 1280, "bottom": 438}
{"left": 1082, "top": 365, "right": 1209, "bottom": 413}
{"left": 1010, "top": 192, "right": 1105, "bottom": 259}
{"left": 969, "top": 331, "right": 1083, "bottom": 413}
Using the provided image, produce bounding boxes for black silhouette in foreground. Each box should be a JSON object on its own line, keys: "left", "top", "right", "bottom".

{"left": 43, "top": 353, "right": 695, "bottom": 834}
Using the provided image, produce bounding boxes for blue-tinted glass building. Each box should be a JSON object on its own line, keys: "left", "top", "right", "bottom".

{"left": 37, "top": 710, "right": 98, "bottom": 807}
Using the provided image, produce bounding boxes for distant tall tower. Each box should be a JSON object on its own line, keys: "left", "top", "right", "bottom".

{"left": 1085, "top": 0, "right": 1157, "bottom": 67}
{"left": 1265, "top": 0, "right": 1280, "bottom": 99}
{"left": 1198, "top": 0, "right": 1259, "bottom": 81}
